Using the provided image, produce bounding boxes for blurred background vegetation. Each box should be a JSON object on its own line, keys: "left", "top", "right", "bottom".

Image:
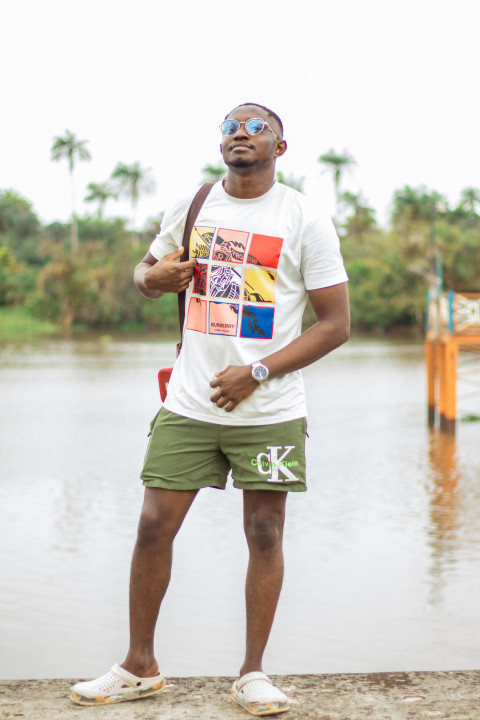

{"left": 0, "top": 131, "right": 479, "bottom": 338}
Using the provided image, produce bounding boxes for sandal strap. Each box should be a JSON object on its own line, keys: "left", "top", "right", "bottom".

{"left": 110, "top": 664, "right": 146, "bottom": 688}
{"left": 237, "top": 671, "right": 272, "bottom": 690}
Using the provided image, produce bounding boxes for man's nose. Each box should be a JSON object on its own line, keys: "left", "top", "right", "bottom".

{"left": 233, "top": 123, "right": 249, "bottom": 139}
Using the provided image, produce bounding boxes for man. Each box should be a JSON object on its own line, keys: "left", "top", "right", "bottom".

{"left": 71, "top": 103, "right": 350, "bottom": 716}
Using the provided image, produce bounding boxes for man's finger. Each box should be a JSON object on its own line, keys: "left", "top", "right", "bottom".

{"left": 163, "top": 247, "right": 185, "bottom": 262}
{"left": 177, "top": 258, "right": 198, "bottom": 270}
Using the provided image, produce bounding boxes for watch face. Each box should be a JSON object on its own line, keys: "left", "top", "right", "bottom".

{"left": 253, "top": 364, "right": 269, "bottom": 382}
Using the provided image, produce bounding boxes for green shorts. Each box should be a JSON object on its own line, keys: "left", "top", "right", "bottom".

{"left": 141, "top": 408, "right": 307, "bottom": 492}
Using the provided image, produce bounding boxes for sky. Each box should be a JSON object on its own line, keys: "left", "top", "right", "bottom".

{"left": 1, "top": 0, "right": 479, "bottom": 230}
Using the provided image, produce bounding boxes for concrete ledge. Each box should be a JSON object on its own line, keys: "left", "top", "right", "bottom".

{"left": 1, "top": 671, "right": 480, "bottom": 719}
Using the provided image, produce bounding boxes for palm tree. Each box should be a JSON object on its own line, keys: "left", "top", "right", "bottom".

{"left": 342, "top": 191, "right": 376, "bottom": 242}
{"left": 318, "top": 149, "right": 356, "bottom": 223}
{"left": 84, "top": 181, "right": 117, "bottom": 220}
{"left": 51, "top": 130, "right": 91, "bottom": 253}
{"left": 111, "top": 162, "right": 155, "bottom": 246}
{"left": 392, "top": 186, "right": 445, "bottom": 240}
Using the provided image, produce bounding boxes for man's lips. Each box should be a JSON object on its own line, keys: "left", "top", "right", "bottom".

{"left": 229, "top": 142, "right": 254, "bottom": 151}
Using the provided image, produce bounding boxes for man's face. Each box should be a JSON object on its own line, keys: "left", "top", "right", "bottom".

{"left": 220, "top": 105, "right": 285, "bottom": 171}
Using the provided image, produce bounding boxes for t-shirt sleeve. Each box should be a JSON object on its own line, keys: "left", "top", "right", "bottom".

{"left": 300, "top": 209, "right": 349, "bottom": 290}
{"left": 148, "top": 191, "right": 197, "bottom": 260}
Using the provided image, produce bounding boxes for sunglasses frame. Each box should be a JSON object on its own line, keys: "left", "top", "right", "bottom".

{"left": 220, "top": 118, "right": 280, "bottom": 142}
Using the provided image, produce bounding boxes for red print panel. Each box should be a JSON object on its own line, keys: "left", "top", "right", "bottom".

{"left": 193, "top": 262, "right": 208, "bottom": 296}
{"left": 247, "top": 234, "right": 284, "bottom": 269}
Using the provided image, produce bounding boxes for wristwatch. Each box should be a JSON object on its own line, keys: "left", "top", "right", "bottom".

{"left": 251, "top": 361, "right": 270, "bottom": 384}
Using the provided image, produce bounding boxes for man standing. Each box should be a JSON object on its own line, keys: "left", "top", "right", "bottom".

{"left": 71, "top": 103, "right": 350, "bottom": 716}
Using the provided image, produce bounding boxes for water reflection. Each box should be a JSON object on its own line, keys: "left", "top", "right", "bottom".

{"left": 426, "top": 431, "right": 460, "bottom": 604}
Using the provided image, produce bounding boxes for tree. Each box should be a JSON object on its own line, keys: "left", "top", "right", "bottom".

{"left": 200, "top": 162, "right": 226, "bottom": 183}
{"left": 84, "top": 181, "right": 117, "bottom": 219}
{"left": 318, "top": 148, "right": 356, "bottom": 222}
{"left": 341, "top": 191, "right": 376, "bottom": 242}
{"left": 276, "top": 171, "right": 305, "bottom": 193}
{"left": 110, "top": 162, "right": 155, "bottom": 246}
{"left": 50, "top": 130, "right": 91, "bottom": 254}
{"left": 458, "top": 187, "right": 480, "bottom": 216}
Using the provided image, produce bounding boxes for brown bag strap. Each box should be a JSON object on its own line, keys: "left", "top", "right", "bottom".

{"left": 177, "top": 182, "right": 215, "bottom": 337}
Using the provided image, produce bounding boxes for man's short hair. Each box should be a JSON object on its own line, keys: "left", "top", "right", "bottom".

{"left": 225, "top": 103, "right": 284, "bottom": 137}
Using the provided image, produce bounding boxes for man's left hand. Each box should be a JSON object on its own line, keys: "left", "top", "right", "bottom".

{"left": 209, "top": 365, "right": 258, "bottom": 412}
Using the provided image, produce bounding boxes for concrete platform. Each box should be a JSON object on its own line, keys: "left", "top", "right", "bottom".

{"left": 1, "top": 671, "right": 480, "bottom": 720}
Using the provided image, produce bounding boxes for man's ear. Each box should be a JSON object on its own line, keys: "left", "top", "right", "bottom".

{"left": 275, "top": 140, "right": 287, "bottom": 157}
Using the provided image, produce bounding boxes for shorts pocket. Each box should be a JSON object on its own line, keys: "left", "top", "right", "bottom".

{"left": 148, "top": 408, "right": 162, "bottom": 437}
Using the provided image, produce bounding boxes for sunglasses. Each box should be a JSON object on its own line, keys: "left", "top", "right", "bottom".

{"left": 220, "top": 118, "right": 280, "bottom": 141}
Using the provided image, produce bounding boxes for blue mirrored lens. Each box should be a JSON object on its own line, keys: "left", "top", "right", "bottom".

{"left": 245, "top": 118, "right": 264, "bottom": 135}
{"left": 221, "top": 120, "right": 239, "bottom": 135}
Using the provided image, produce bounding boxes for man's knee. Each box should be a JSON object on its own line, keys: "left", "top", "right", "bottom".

{"left": 135, "top": 488, "right": 197, "bottom": 548}
{"left": 244, "top": 506, "right": 285, "bottom": 553}
{"left": 136, "top": 505, "right": 171, "bottom": 547}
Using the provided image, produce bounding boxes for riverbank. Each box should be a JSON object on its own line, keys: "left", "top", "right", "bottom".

{"left": 1, "top": 671, "right": 480, "bottom": 719}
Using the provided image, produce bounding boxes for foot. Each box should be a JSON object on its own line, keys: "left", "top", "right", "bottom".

{"left": 231, "top": 671, "right": 290, "bottom": 716}
{"left": 70, "top": 664, "right": 166, "bottom": 706}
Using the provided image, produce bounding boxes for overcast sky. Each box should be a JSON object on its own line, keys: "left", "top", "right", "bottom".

{"left": 1, "top": 0, "right": 478, "bottom": 230}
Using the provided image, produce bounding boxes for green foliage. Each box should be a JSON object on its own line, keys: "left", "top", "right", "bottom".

{"left": 84, "top": 181, "right": 118, "bottom": 219}
{"left": 110, "top": 162, "right": 155, "bottom": 217}
{"left": 0, "top": 190, "right": 41, "bottom": 238}
{"left": 201, "top": 162, "right": 226, "bottom": 183}
{"left": 342, "top": 231, "right": 425, "bottom": 329}
{"left": 0, "top": 306, "right": 58, "bottom": 337}
{"left": 51, "top": 130, "right": 91, "bottom": 171}
{"left": 276, "top": 171, "right": 305, "bottom": 193}
{"left": 1, "top": 177, "right": 479, "bottom": 337}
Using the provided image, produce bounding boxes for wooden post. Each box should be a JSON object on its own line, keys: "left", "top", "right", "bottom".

{"left": 439, "top": 339, "right": 458, "bottom": 434}
{"left": 425, "top": 339, "right": 436, "bottom": 427}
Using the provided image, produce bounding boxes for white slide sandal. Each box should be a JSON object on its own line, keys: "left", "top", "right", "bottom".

{"left": 70, "top": 663, "right": 166, "bottom": 706}
{"left": 231, "top": 671, "right": 290, "bottom": 716}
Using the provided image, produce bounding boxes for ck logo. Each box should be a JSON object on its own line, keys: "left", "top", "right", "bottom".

{"left": 251, "top": 445, "right": 299, "bottom": 483}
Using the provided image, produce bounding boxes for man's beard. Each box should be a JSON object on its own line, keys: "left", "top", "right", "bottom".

{"left": 225, "top": 156, "right": 257, "bottom": 169}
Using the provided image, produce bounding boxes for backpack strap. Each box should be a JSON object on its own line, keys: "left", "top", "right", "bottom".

{"left": 177, "top": 182, "right": 215, "bottom": 342}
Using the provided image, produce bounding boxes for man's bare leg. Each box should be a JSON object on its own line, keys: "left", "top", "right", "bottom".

{"left": 121, "top": 487, "right": 198, "bottom": 677}
{"left": 239, "top": 489, "right": 287, "bottom": 677}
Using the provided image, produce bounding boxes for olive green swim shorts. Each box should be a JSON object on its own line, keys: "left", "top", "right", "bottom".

{"left": 141, "top": 407, "right": 307, "bottom": 492}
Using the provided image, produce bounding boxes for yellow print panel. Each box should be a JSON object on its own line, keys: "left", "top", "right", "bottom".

{"left": 190, "top": 226, "right": 215, "bottom": 259}
{"left": 244, "top": 268, "right": 276, "bottom": 304}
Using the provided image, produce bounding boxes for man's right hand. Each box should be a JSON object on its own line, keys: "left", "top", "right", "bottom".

{"left": 135, "top": 248, "right": 197, "bottom": 298}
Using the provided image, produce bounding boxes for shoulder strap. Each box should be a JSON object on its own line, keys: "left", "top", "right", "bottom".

{"left": 177, "top": 182, "right": 215, "bottom": 337}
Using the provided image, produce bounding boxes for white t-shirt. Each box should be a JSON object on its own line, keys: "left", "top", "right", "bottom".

{"left": 149, "top": 181, "right": 348, "bottom": 426}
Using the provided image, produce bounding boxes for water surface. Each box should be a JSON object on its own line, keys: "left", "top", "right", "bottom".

{"left": 1, "top": 336, "right": 479, "bottom": 679}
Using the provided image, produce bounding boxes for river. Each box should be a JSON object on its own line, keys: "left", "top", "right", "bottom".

{"left": 0, "top": 336, "right": 479, "bottom": 679}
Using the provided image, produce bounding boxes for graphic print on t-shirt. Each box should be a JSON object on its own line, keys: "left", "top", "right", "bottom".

{"left": 186, "top": 297, "right": 207, "bottom": 333}
{"left": 191, "top": 227, "right": 215, "bottom": 259}
{"left": 244, "top": 269, "right": 276, "bottom": 303}
{"left": 240, "top": 305, "right": 275, "bottom": 339}
{"left": 193, "top": 262, "right": 208, "bottom": 296}
{"left": 209, "top": 302, "right": 239, "bottom": 336}
{"left": 212, "top": 229, "right": 249, "bottom": 263}
{"left": 187, "top": 227, "right": 283, "bottom": 339}
{"left": 210, "top": 265, "right": 241, "bottom": 299}
{"left": 247, "top": 234, "right": 283, "bottom": 269}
